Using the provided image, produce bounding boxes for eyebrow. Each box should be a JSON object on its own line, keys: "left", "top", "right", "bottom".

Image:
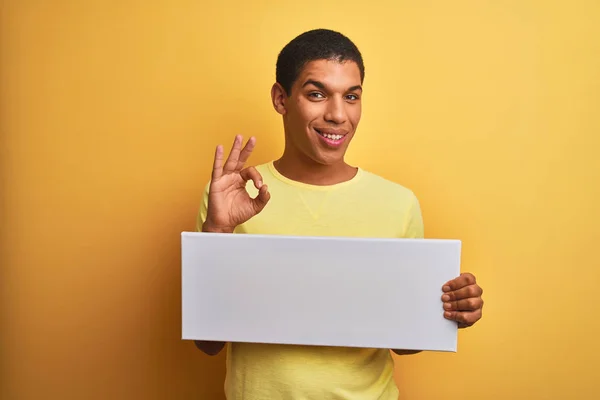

{"left": 302, "top": 79, "right": 362, "bottom": 92}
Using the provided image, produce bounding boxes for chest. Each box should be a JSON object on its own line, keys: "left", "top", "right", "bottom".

{"left": 236, "top": 189, "right": 407, "bottom": 239}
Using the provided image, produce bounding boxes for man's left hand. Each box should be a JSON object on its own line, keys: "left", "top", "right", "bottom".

{"left": 441, "top": 272, "right": 484, "bottom": 328}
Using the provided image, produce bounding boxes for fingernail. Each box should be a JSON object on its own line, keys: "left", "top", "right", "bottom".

{"left": 257, "top": 181, "right": 263, "bottom": 188}
{"left": 442, "top": 285, "right": 451, "bottom": 292}
{"left": 443, "top": 302, "right": 451, "bottom": 310}
{"left": 442, "top": 295, "right": 450, "bottom": 302}
{"left": 444, "top": 311, "right": 452, "bottom": 318}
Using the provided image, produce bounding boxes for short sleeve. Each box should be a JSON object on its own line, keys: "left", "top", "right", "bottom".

{"left": 195, "top": 182, "right": 210, "bottom": 232}
{"left": 404, "top": 193, "right": 425, "bottom": 239}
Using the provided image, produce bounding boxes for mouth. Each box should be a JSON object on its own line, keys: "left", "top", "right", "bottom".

{"left": 314, "top": 128, "right": 348, "bottom": 147}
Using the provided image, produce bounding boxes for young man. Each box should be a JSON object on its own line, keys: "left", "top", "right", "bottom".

{"left": 194, "top": 29, "right": 484, "bottom": 399}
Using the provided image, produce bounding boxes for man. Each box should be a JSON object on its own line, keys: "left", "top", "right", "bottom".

{"left": 194, "top": 29, "right": 484, "bottom": 399}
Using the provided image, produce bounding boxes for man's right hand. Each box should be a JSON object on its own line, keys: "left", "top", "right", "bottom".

{"left": 203, "top": 135, "right": 271, "bottom": 233}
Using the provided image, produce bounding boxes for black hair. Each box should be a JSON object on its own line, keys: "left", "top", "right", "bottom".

{"left": 275, "top": 28, "right": 365, "bottom": 96}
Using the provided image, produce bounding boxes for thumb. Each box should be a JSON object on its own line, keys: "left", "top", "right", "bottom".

{"left": 251, "top": 184, "right": 270, "bottom": 213}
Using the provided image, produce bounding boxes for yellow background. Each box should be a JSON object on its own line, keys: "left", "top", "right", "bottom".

{"left": 2, "top": 1, "right": 599, "bottom": 399}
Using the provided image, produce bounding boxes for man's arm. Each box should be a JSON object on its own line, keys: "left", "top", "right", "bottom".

{"left": 191, "top": 184, "right": 231, "bottom": 356}
{"left": 190, "top": 137, "right": 271, "bottom": 356}
{"left": 192, "top": 222, "right": 230, "bottom": 356}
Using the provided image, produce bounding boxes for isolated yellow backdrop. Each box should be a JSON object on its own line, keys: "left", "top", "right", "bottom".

{"left": 2, "top": 1, "right": 599, "bottom": 399}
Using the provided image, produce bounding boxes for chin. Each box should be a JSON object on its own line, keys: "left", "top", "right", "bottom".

{"left": 309, "top": 149, "right": 348, "bottom": 166}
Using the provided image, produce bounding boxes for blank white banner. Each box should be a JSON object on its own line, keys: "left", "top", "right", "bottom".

{"left": 181, "top": 232, "right": 461, "bottom": 352}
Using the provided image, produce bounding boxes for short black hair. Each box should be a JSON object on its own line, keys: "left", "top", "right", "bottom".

{"left": 275, "top": 28, "right": 365, "bottom": 96}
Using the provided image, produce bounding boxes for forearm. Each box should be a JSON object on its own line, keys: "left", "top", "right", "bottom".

{"left": 391, "top": 349, "right": 422, "bottom": 355}
{"left": 193, "top": 224, "right": 230, "bottom": 356}
{"left": 194, "top": 340, "right": 226, "bottom": 355}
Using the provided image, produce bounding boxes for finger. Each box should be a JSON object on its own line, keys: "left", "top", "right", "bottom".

{"left": 444, "top": 308, "right": 482, "bottom": 328}
{"left": 255, "top": 184, "right": 270, "bottom": 210}
{"left": 223, "top": 135, "right": 243, "bottom": 173}
{"left": 441, "top": 284, "right": 483, "bottom": 302}
{"left": 443, "top": 296, "right": 483, "bottom": 312}
{"left": 239, "top": 166, "right": 263, "bottom": 189}
{"left": 442, "top": 272, "right": 477, "bottom": 292}
{"left": 236, "top": 137, "right": 256, "bottom": 171}
{"left": 251, "top": 184, "right": 271, "bottom": 213}
{"left": 211, "top": 145, "right": 224, "bottom": 180}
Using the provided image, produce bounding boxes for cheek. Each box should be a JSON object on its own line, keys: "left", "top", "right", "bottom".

{"left": 295, "top": 99, "right": 321, "bottom": 125}
{"left": 349, "top": 106, "right": 361, "bottom": 128}
{"left": 286, "top": 105, "right": 315, "bottom": 144}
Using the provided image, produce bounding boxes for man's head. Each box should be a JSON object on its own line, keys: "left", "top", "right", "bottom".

{"left": 271, "top": 29, "right": 365, "bottom": 168}
{"left": 275, "top": 29, "right": 365, "bottom": 97}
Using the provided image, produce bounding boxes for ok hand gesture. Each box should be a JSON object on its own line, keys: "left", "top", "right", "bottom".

{"left": 203, "top": 135, "right": 271, "bottom": 233}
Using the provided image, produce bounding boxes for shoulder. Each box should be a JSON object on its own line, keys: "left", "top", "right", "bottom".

{"left": 354, "top": 168, "right": 424, "bottom": 238}
{"left": 358, "top": 169, "right": 419, "bottom": 203}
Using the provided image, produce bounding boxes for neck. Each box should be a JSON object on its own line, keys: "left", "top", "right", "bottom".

{"left": 274, "top": 145, "right": 358, "bottom": 186}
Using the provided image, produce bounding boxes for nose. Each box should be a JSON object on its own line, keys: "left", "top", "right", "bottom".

{"left": 324, "top": 97, "right": 347, "bottom": 124}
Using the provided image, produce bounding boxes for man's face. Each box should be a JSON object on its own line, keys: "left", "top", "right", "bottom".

{"left": 279, "top": 59, "right": 363, "bottom": 166}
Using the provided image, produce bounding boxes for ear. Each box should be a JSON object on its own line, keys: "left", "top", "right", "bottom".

{"left": 271, "top": 82, "right": 287, "bottom": 115}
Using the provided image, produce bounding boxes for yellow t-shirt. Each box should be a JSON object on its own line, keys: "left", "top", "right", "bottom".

{"left": 196, "top": 161, "right": 425, "bottom": 400}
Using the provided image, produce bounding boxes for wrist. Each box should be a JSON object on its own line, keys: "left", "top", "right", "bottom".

{"left": 202, "top": 221, "right": 235, "bottom": 234}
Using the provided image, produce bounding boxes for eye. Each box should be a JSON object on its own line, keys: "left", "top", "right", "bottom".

{"left": 308, "top": 92, "right": 325, "bottom": 99}
{"left": 346, "top": 94, "right": 360, "bottom": 101}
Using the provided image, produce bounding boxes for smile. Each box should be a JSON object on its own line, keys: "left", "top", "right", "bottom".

{"left": 314, "top": 128, "right": 348, "bottom": 147}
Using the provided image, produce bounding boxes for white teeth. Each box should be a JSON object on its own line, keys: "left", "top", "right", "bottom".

{"left": 316, "top": 129, "right": 344, "bottom": 141}
{"left": 323, "top": 133, "right": 343, "bottom": 140}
